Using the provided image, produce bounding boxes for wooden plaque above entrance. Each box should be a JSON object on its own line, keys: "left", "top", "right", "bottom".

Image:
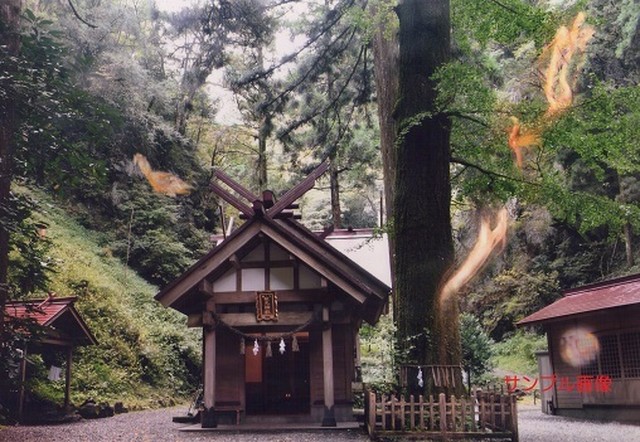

{"left": 256, "top": 291, "right": 278, "bottom": 321}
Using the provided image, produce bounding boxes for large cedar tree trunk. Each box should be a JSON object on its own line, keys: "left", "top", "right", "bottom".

{"left": 393, "top": 0, "right": 462, "bottom": 394}
{"left": 0, "top": 0, "right": 22, "bottom": 330}
{"left": 372, "top": 10, "right": 399, "bottom": 296}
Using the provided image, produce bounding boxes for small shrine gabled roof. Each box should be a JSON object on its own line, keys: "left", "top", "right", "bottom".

{"left": 517, "top": 273, "right": 640, "bottom": 326}
{"left": 4, "top": 296, "right": 97, "bottom": 346}
{"left": 155, "top": 216, "right": 391, "bottom": 325}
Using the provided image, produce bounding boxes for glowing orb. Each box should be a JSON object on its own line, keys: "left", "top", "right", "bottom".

{"left": 559, "top": 327, "right": 600, "bottom": 368}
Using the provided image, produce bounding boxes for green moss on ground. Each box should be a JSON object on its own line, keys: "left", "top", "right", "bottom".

{"left": 20, "top": 186, "right": 201, "bottom": 409}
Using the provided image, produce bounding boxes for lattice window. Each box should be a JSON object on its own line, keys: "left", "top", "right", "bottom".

{"left": 621, "top": 332, "right": 640, "bottom": 379}
{"left": 579, "top": 333, "right": 600, "bottom": 377}
{"left": 581, "top": 357, "right": 599, "bottom": 377}
{"left": 599, "top": 334, "right": 622, "bottom": 379}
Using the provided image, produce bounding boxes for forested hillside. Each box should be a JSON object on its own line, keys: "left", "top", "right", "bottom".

{"left": 1, "top": 0, "right": 640, "bottom": 412}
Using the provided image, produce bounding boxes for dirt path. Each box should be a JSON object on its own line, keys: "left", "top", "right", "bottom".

{"left": 0, "top": 406, "right": 368, "bottom": 442}
{"left": 2, "top": 404, "right": 639, "bottom": 441}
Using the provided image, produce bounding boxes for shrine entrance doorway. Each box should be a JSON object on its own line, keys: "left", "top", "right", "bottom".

{"left": 245, "top": 333, "right": 310, "bottom": 415}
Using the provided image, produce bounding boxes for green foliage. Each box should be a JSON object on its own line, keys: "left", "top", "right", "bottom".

{"left": 435, "top": 61, "right": 497, "bottom": 116}
{"left": 21, "top": 188, "right": 201, "bottom": 406}
{"left": 460, "top": 313, "right": 494, "bottom": 384}
{"left": 9, "top": 9, "right": 111, "bottom": 197}
{"left": 545, "top": 84, "right": 640, "bottom": 175}
{"left": 5, "top": 191, "right": 53, "bottom": 295}
{"left": 9, "top": 6, "right": 214, "bottom": 289}
{"left": 493, "top": 330, "right": 547, "bottom": 377}
{"left": 347, "top": 0, "right": 398, "bottom": 42}
{"left": 360, "top": 313, "right": 397, "bottom": 390}
{"left": 342, "top": 193, "right": 380, "bottom": 228}
{"left": 451, "top": 0, "right": 557, "bottom": 49}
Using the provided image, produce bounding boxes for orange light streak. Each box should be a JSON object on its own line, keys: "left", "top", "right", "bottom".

{"left": 507, "top": 13, "right": 594, "bottom": 170}
{"left": 440, "top": 208, "right": 508, "bottom": 304}
{"left": 507, "top": 117, "right": 541, "bottom": 170}
{"left": 133, "top": 153, "right": 192, "bottom": 197}
{"left": 541, "top": 12, "right": 594, "bottom": 117}
{"left": 447, "top": 14, "right": 594, "bottom": 305}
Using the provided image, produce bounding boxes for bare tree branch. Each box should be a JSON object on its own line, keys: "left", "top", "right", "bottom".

{"left": 450, "top": 156, "right": 540, "bottom": 186}
{"left": 234, "top": 0, "right": 355, "bottom": 87}
{"left": 67, "top": 0, "right": 98, "bottom": 29}
{"left": 276, "top": 30, "right": 362, "bottom": 139}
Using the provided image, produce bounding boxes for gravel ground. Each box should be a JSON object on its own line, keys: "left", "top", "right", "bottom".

{"left": 2, "top": 404, "right": 640, "bottom": 442}
{"left": 517, "top": 404, "right": 640, "bottom": 442}
{"left": 0, "top": 406, "right": 368, "bottom": 442}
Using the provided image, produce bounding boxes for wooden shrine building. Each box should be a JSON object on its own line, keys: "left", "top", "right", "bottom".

{"left": 3, "top": 294, "right": 97, "bottom": 421}
{"left": 518, "top": 273, "right": 640, "bottom": 422}
{"left": 155, "top": 163, "right": 391, "bottom": 427}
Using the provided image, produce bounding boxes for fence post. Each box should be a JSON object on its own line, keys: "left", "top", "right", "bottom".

{"left": 461, "top": 397, "right": 466, "bottom": 432}
{"left": 511, "top": 394, "right": 519, "bottom": 442}
{"left": 429, "top": 394, "right": 435, "bottom": 430}
{"left": 410, "top": 395, "right": 415, "bottom": 430}
{"left": 367, "top": 391, "right": 376, "bottom": 437}
{"left": 419, "top": 394, "right": 425, "bottom": 429}
{"left": 380, "top": 394, "right": 386, "bottom": 430}
{"left": 439, "top": 393, "right": 447, "bottom": 433}
{"left": 476, "top": 390, "right": 484, "bottom": 429}
{"left": 451, "top": 395, "right": 457, "bottom": 431}
{"left": 391, "top": 394, "right": 396, "bottom": 431}
{"left": 490, "top": 392, "right": 496, "bottom": 429}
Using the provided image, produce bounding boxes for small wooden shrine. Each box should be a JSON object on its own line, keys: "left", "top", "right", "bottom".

{"left": 3, "top": 294, "right": 97, "bottom": 421}
{"left": 155, "top": 163, "right": 391, "bottom": 427}
{"left": 519, "top": 273, "right": 640, "bottom": 422}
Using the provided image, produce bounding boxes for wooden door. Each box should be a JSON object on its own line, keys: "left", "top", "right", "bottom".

{"left": 245, "top": 335, "right": 310, "bottom": 414}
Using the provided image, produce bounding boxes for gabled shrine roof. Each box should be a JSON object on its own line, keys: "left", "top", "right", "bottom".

{"left": 155, "top": 216, "right": 391, "bottom": 325}
{"left": 518, "top": 273, "right": 640, "bottom": 326}
{"left": 156, "top": 163, "right": 391, "bottom": 325}
{"left": 4, "top": 295, "right": 97, "bottom": 346}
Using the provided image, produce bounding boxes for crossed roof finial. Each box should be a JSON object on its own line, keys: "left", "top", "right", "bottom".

{"left": 210, "top": 160, "right": 329, "bottom": 220}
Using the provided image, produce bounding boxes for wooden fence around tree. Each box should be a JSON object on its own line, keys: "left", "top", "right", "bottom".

{"left": 365, "top": 390, "right": 518, "bottom": 441}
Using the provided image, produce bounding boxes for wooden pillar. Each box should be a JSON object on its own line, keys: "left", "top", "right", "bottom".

{"left": 202, "top": 314, "right": 217, "bottom": 428}
{"left": 64, "top": 346, "right": 72, "bottom": 409}
{"left": 354, "top": 327, "right": 362, "bottom": 382}
{"left": 17, "top": 345, "right": 27, "bottom": 423}
{"left": 321, "top": 306, "right": 336, "bottom": 426}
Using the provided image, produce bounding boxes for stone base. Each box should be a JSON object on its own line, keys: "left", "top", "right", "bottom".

{"left": 311, "top": 403, "right": 353, "bottom": 423}
{"left": 557, "top": 405, "right": 640, "bottom": 423}
{"left": 201, "top": 407, "right": 217, "bottom": 428}
{"left": 321, "top": 406, "right": 336, "bottom": 427}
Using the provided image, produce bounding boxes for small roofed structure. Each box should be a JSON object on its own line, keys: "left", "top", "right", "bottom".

{"left": 518, "top": 273, "right": 640, "bottom": 422}
{"left": 155, "top": 163, "right": 391, "bottom": 428}
{"left": 3, "top": 294, "right": 97, "bottom": 421}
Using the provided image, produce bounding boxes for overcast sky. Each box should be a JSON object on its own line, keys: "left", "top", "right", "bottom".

{"left": 152, "top": 0, "right": 307, "bottom": 125}
{"left": 155, "top": 0, "right": 196, "bottom": 12}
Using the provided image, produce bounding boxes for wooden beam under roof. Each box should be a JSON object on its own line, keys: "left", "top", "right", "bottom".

{"left": 258, "top": 222, "right": 368, "bottom": 305}
{"left": 156, "top": 221, "right": 262, "bottom": 309}
{"left": 209, "top": 289, "right": 331, "bottom": 305}
{"left": 214, "top": 311, "right": 315, "bottom": 327}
